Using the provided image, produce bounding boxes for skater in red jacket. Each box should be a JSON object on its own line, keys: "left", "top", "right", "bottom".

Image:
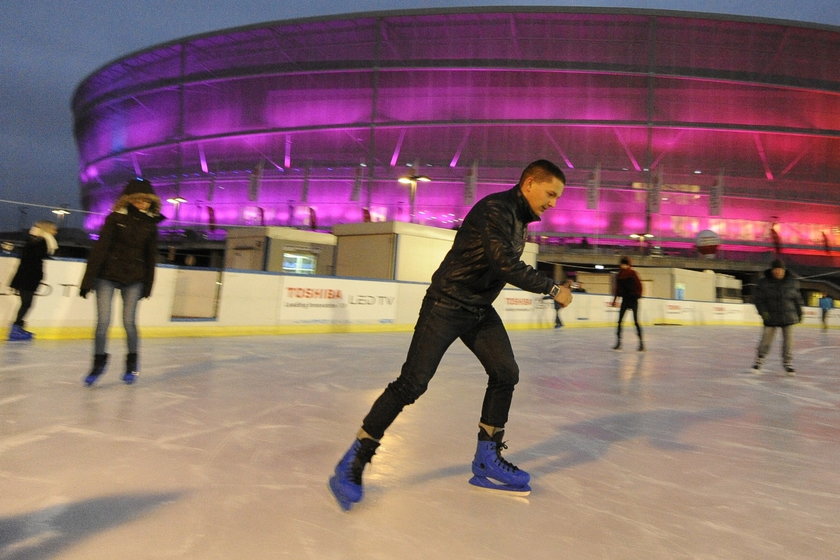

{"left": 611, "top": 256, "right": 644, "bottom": 351}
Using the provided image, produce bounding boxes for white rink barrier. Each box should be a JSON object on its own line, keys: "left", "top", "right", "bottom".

{"left": 0, "top": 256, "right": 831, "bottom": 340}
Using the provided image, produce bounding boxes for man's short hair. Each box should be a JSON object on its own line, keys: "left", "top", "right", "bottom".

{"left": 519, "top": 159, "right": 566, "bottom": 186}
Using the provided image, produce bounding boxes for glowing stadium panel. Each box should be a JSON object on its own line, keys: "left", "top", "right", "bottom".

{"left": 72, "top": 8, "right": 840, "bottom": 252}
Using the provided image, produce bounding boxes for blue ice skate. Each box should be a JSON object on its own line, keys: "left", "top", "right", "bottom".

{"left": 468, "top": 428, "right": 531, "bottom": 495}
{"left": 329, "top": 437, "right": 379, "bottom": 511}
{"left": 8, "top": 324, "right": 33, "bottom": 341}
{"left": 84, "top": 354, "right": 108, "bottom": 386}
{"left": 122, "top": 352, "right": 139, "bottom": 384}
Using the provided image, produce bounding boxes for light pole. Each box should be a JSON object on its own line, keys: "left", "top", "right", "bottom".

{"left": 51, "top": 206, "right": 70, "bottom": 227}
{"left": 167, "top": 197, "right": 187, "bottom": 223}
{"left": 398, "top": 174, "right": 430, "bottom": 223}
{"left": 630, "top": 232, "right": 654, "bottom": 255}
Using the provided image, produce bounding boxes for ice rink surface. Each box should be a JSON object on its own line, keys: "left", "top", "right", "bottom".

{"left": 1, "top": 325, "right": 838, "bottom": 559}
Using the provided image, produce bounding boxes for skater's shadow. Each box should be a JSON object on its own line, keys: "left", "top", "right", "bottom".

{"left": 0, "top": 491, "right": 183, "bottom": 560}
{"left": 406, "top": 407, "right": 740, "bottom": 485}
{"left": 514, "top": 407, "right": 742, "bottom": 475}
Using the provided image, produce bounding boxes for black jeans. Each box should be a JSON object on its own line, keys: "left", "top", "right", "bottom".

{"left": 616, "top": 298, "right": 642, "bottom": 339}
{"left": 362, "top": 296, "right": 520, "bottom": 440}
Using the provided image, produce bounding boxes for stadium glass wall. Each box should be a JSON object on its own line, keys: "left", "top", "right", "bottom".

{"left": 72, "top": 8, "right": 840, "bottom": 257}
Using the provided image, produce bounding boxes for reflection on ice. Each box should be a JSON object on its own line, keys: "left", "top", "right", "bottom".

{"left": 1, "top": 325, "right": 838, "bottom": 559}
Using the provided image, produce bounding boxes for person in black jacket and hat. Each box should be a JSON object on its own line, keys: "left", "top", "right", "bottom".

{"left": 329, "top": 159, "right": 572, "bottom": 510}
{"left": 80, "top": 178, "right": 165, "bottom": 386}
{"left": 751, "top": 259, "right": 803, "bottom": 376}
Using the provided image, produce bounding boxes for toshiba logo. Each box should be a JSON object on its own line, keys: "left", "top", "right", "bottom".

{"left": 286, "top": 288, "right": 343, "bottom": 299}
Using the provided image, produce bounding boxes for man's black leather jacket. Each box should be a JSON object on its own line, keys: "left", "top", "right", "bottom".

{"left": 426, "top": 185, "right": 555, "bottom": 310}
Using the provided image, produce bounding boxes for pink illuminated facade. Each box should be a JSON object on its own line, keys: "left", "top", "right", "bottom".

{"left": 72, "top": 8, "right": 840, "bottom": 257}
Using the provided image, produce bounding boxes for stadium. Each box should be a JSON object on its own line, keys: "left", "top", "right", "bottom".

{"left": 72, "top": 7, "right": 839, "bottom": 265}
{"left": 4, "top": 10, "right": 838, "bottom": 557}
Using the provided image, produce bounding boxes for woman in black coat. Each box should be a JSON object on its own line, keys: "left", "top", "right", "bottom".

{"left": 8, "top": 221, "right": 58, "bottom": 340}
{"left": 80, "top": 178, "right": 165, "bottom": 386}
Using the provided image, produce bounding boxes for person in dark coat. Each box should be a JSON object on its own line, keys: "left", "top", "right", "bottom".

{"left": 329, "top": 160, "right": 572, "bottom": 510}
{"left": 8, "top": 221, "right": 58, "bottom": 341}
{"left": 751, "top": 259, "right": 803, "bottom": 375}
{"left": 79, "top": 178, "right": 165, "bottom": 386}
{"left": 611, "top": 256, "right": 644, "bottom": 351}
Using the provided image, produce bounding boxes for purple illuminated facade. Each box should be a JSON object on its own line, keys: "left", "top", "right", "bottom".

{"left": 72, "top": 8, "right": 840, "bottom": 255}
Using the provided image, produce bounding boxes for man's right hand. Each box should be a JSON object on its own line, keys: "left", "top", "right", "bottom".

{"left": 553, "top": 284, "right": 573, "bottom": 308}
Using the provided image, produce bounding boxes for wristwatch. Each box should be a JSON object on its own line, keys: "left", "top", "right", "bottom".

{"left": 549, "top": 284, "right": 561, "bottom": 298}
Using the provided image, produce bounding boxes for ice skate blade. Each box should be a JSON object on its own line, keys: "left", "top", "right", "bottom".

{"left": 328, "top": 475, "right": 357, "bottom": 511}
{"left": 7, "top": 334, "right": 33, "bottom": 342}
{"left": 468, "top": 475, "right": 531, "bottom": 496}
{"left": 84, "top": 374, "right": 102, "bottom": 387}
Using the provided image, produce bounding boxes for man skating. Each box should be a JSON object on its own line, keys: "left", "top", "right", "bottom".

{"left": 751, "top": 259, "right": 803, "bottom": 375}
{"left": 329, "top": 160, "right": 572, "bottom": 510}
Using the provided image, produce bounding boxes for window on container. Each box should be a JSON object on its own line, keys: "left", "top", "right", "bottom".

{"left": 283, "top": 252, "right": 317, "bottom": 275}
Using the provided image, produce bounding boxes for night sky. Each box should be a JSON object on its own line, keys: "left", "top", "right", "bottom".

{"left": 1, "top": 0, "right": 837, "bottom": 230}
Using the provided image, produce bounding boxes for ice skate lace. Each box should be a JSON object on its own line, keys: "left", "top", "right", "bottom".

{"left": 350, "top": 466, "right": 363, "bottom": 485}
{"left": 494, "top": 441, "right": 520, "bottom": 472}
{"left": 350, "top": 447, "right": 377, "bottom": 484}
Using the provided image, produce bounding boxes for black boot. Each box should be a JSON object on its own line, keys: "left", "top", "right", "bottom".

{"left": 612, "top": 338, "right": 621, "bottom": 350}
{"left": 123, "top": 352, "right": 139, "bottom": 384}
{"left": 84, "top": 353, "right": 109, "bottom": 386}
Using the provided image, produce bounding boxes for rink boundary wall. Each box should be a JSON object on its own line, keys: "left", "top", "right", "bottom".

{"left": 0, "top": 257, "right": 831, "bottom": 340}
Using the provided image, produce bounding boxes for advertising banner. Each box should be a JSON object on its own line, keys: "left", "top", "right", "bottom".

{"left": 495, "top": 289, "right": 554, "bottom": 324}
{"left": 279, "top": 276, "right": 398, "bottom": 325}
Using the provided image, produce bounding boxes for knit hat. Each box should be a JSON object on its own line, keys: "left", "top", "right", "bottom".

{"left": 121, "top": 178, "right": 156, "bottom": 197}
{"left": 770, "top": 259, "right": 785, "bottom": 269}
{"left": 114, "top": 177, "right": 162, "bottom": 214}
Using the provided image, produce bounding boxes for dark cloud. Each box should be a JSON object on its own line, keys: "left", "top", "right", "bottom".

{"left": 1, "top": 0, "right": 838, "bottom": 229}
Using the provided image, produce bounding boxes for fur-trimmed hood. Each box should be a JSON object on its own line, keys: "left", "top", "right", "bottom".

{"left": 112, "top": 178, "right": 163, "bottom": 215}
{"left": 113, "top": 194, "right": 163, "bottom": 217}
